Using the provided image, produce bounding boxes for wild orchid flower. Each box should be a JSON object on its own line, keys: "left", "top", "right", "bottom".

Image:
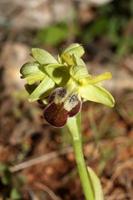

{"left": 20, "top": 43, "right": 114, "bottom": 127}
{"left": 20, "top": 43, "right": 115, "bottom": 200}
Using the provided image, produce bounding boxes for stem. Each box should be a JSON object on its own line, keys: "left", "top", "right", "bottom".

{"left": 67, "top": 114, "right": 94, "bottom": 200}
{"left": 72, "top": 137, "right": 94, "bottom": 200}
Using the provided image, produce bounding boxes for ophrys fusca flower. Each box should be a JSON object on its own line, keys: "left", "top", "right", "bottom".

{"left": 20, "top": 43, "right": 115, "bottom": 127}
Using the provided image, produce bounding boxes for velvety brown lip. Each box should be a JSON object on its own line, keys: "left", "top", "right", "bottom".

{"left": 44, "top": 88, "right": 82, "bottom": 127}
{"left": 44, "top": 102, "right": 68, "bottom": 127}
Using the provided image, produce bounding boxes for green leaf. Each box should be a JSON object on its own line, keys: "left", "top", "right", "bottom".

{"left": 31, "top": 48, "right": 58, "bottom": 65}
{"left": 43, "top": 64, "right": 70, "bottom": 86}
{"left": 63, "top": 43, "right": 84, "bottom": 57}
{"left": 28, "top": 76, "right": 55, "bottom": 102}
{"left": 20, "top": 62, "right": 45, "bottom": 84}
{"left": 79, "top": 84, "right": 115, "bottom": 107}
{"left": 87, "top": 167, "right": 104, "bottom": 200}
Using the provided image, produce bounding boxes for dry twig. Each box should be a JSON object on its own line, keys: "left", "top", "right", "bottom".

{"left": 10, "top": 146, "right": 73, "bottom": 173}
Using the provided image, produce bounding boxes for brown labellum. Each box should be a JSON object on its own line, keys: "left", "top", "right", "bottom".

{"left": 65, "top": 94, "right": 82, "bottom": 117}
{"left": 68, "top": 101, "right": 81, "bottom": 117}
{"left": 43, "top": 87, "right": 82, "bottom": 127}
{"left": 44, "top": 102, "right": 68, "bottom": 127}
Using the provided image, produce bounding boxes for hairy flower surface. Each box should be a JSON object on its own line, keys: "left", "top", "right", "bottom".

{"left": 20, "top": 43, "right": 115, "bottom": 127}
{"left": 43, "top": 87, "right": 81, "bottom": 127}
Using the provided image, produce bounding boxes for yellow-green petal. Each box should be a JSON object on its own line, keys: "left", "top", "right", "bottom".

{"left": 74, "top": 54, "right": 86, "bottom": 67}
{"left": 80, "top": 72, "right": 112, "bottom": 85}
{"left": 28, "top": 76, "right": 55, "bottom": 102}
{"left": 79, "top": 84, "right": 115, "bottom": 107}
{"left": 25, "top": 74, "right": 45, "bottom": 85}
{"left": 61, "top": 53, "right": 75, "bottom": 66}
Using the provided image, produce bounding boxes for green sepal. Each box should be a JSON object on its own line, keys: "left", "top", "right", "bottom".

{"left": 20, "top": 62, "right": 40, "bottom": 77}
{"left": 63, "top": 43, "right": 84, "bottom": 58}
{"left": 28, "top": 75, "right": 55, "bottom": 102}
{"left": 87, "top": 167, "right": 104, "bottom": 200}
{"left": 41, "top": 63, "right": 70, "bottom": 86}
{"left": 69, "top": 53, "right": 89, "bottom": 80}
{"left": 70, "top": 65, "right": 89, "bottom": 80}
{"left": 20, "top": 62, "right": 45, "bottom": 84}
{"left": 79, "top": 84, "right": 115, "bottom": 107}
{"left": 31, "top": 48, "right": 58, "bottom": 65}
{"left": 61, "top": 43, "right": 85, "bottom": 66}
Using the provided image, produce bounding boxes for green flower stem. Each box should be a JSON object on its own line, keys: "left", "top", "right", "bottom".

{"left": 72, "top": 136, "right": 94, "bottom": 200}
{"left": 67, "top": 115, "right": 94, "bottom": 200}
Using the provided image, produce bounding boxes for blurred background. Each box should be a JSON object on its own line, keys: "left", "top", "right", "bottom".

{"left": 0, "top": 0, "right": 133, "bottom": 199}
